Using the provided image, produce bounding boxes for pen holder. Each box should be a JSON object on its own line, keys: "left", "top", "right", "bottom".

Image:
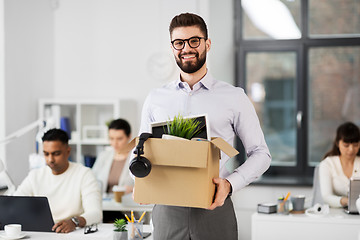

{"left": 127, "top": 222, "right": 143, "bottom": 240}
{"left": 277, "top": 199, "right": 290, "bottom": 215}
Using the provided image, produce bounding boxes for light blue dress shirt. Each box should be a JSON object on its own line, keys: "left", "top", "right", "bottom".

{"left": 139, "top": 72, "right": 271, "bottom": 192}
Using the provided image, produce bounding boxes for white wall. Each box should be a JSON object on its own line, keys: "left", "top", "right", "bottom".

{"left": 0, "top": 0, "right": 5, "bottom": 164}
{"left": 208, "top": 0, "right": 234, "bottom": 84}
{"left": 2, "top": 0, "right": 235, "bottom": 184}
{"left": 53, "top": 0, "right": 233, "bottom": 134}
{"left": 4, "top": 0, "right": 54, "bottom": 184}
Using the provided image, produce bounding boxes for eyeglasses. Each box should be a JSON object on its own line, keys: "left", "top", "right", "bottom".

{"left": 171, "top": 37, "right": 207, "bottom": 50}
{"left": 84, "top": 224, "right": 98, "bottom": 234}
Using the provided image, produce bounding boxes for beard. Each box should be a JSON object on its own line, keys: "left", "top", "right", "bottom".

{"left": 175, "top": 49, "right": 207, "bottom": 74}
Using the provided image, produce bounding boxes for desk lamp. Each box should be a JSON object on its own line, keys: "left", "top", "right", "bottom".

{"left": 0, "top": 159, "right": 15, "bottom": 195}
{"left": 0, "top": 118, "right": 54, "bottom": 195}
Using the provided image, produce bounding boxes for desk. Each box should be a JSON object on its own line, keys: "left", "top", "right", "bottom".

{"left": 0, "top": 224, "right": 153, "bottom": 240}
{"left": 252, "top": 208, "right": 360, "bottom": 240}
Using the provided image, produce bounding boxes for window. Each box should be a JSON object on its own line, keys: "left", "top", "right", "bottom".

{"left": 309, "top": 0, "right": 360, "bottom": 37}
{"left": 308, "top": 46, "right": 360, "bottom": 165}
{"left": 242, "top": 0, "right": 301, "bottom": 40}
{"left": 246, "top": 52, "right": 297, "bottom": 166}
{"left": 235, "top": 0, "right": 360, "bottom": 184}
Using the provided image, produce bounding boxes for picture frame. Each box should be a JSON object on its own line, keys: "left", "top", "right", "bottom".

{"left": 150, "top": 114, "right": 211, "bottom": 141}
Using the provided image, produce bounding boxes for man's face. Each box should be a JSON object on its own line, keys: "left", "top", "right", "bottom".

{"left": 171, "top": 26, "right": 210, "bottom": 74}
{"left": 43, "top": 141, "right": 70, "bottom": 175}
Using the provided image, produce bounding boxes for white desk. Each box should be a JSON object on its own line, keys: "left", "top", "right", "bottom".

{"left": 252, "top": 208, "right": 360, "bottom": 240}
{"left": 0, "top": 224, "right": 153, "bottom": 240}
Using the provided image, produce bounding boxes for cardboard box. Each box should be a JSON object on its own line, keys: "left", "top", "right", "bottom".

{"left": 129, "top": 137, "right": 239, "bottom": 209}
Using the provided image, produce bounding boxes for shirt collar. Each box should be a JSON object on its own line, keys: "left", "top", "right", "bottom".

{"left": 175, "top": 71, "right": 215, "bottom": 91}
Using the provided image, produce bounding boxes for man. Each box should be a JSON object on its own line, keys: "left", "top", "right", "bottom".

{"left": 138, "top": 13, "right": 271, "bottom": 239}
{"left": 15, "top": 129, "right": 102, "bottom": 233}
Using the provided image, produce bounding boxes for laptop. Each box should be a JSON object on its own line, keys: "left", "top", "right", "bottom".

{"left": 0, "top": 196, "right": 55, "bottom": 232}
{"left": 344, "top": 178, "right": 360, "bottom": 214}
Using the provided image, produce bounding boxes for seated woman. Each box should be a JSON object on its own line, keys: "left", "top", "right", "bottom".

{"left": 319, "top": 122, "right": 360, "bottom": 208}
{"left": 92, "top": 119, "right": 134, "bottom": 195}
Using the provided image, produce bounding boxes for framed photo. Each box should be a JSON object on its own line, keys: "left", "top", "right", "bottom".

{"left": 150, "top": 114, "right": 211, "bottom": 141}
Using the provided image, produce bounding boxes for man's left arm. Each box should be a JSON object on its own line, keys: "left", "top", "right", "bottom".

{"left": 79, "top": 170, "right": 103, "bottom": 225}
{"left": 208, "top": 93, "right": 271, "bottom": 210}
{"left": 52, "top": 170, "right": 102, "bottom": 233}
{"left": 52, "top": 217, "right": 86, "bottom": 233}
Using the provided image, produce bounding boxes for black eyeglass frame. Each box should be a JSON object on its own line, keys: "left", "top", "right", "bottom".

{"left": 171, "top": 37, "right": 207, "bottom": 50}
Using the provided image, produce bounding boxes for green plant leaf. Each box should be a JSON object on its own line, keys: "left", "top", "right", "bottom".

{"left": 166, "top": 114, "right": 202, "bottom": 140}
{"left": 114, "top": 218, "right": 127, "bottom": 232}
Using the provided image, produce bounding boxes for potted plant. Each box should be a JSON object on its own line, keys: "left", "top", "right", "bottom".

{"left": 113, "top": 218, "right": 127, "bottom": 240}
{"left": 162, "top": 114, "right": 202, "bottom": 140}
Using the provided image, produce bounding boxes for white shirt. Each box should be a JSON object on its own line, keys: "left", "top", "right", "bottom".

{"left": 15, "top": 162, "right": 102, "bottom": 225}
{"left": 139, "top": 72, "right": 271, "bottom": 192}
{"left": 319, "top": 156, "right": 360, "bottom": 207}
{"left": 92, "top": 147, "right": 134, "bottom": 194}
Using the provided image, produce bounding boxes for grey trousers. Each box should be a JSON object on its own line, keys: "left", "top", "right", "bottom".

{"left": 152, "top": 196, "right": 238, "bottom": 240}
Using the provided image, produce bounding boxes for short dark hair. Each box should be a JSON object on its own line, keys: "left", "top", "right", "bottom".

{"left": 42, "top": 128, "right": 69, "bottom": 145}
{"left": 169, "top": 13, "right": 208, "bottom": 39}
{"left": 108, "top": 119, "right": 131, "bottom": 137}
{"left": 323, "top": 122, "right": 360, "bottom": 159}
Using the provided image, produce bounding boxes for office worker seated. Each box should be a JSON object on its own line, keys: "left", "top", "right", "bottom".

{"left": 14, "top": 129, "right": 102, "bottom": 233}
{"left": 92, "top": 119, "right": 134, "bottom": 194}
{"left": 319, "top": 122, "right": 360, "bottom": 208}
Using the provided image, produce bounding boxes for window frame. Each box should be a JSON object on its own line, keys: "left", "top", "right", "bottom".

{"left": 234, "top": 0, "right": 360, "bottom": 184}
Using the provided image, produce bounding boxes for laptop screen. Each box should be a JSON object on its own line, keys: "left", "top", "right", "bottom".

{"left": 347, "top": 178, "right": 360, "bottom": 214}
{"left": 0, "top": 196, "right": 55, "bottom": 232}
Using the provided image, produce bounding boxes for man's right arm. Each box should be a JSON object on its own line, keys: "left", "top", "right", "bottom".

{"left": 129, "top": 93, "right": 153, "bottom": 178}
{"left": 138, "top": 93, "right": 154, "bottom": 134}
{"left": 130, "top": 93, "right": 153, "bottom": 203}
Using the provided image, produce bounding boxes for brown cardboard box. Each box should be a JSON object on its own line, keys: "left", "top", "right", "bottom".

{"left": 130, "top": 137, "right": 239, "bottom": 209}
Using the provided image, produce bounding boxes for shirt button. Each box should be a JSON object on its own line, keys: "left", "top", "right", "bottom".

{"left": 189, "top": 93, "right": 193, "bottom": 96}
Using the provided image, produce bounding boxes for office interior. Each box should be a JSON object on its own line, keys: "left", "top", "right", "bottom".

{"left": 0, "top": 0, "right": 359, "bottom": 239}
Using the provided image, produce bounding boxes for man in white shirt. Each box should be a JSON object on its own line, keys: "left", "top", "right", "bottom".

{"left": 15, "top": 129, "right": 102, "bottom": 233}
{"left": 138, "top": 13, "right": 271, "bottom": 239}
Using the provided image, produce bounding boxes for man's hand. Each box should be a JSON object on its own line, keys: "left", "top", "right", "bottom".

{"left": 207, "top": 178, "right": 232, "bottom": 210}
{"left": 125, "top": 185, "right": 134, "bottom": 194}
{"left": 52, "top": 219, "right": 76, "bottom": 233}
{"left": 340, "top": 197, "right": 349, "bottom": 207}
